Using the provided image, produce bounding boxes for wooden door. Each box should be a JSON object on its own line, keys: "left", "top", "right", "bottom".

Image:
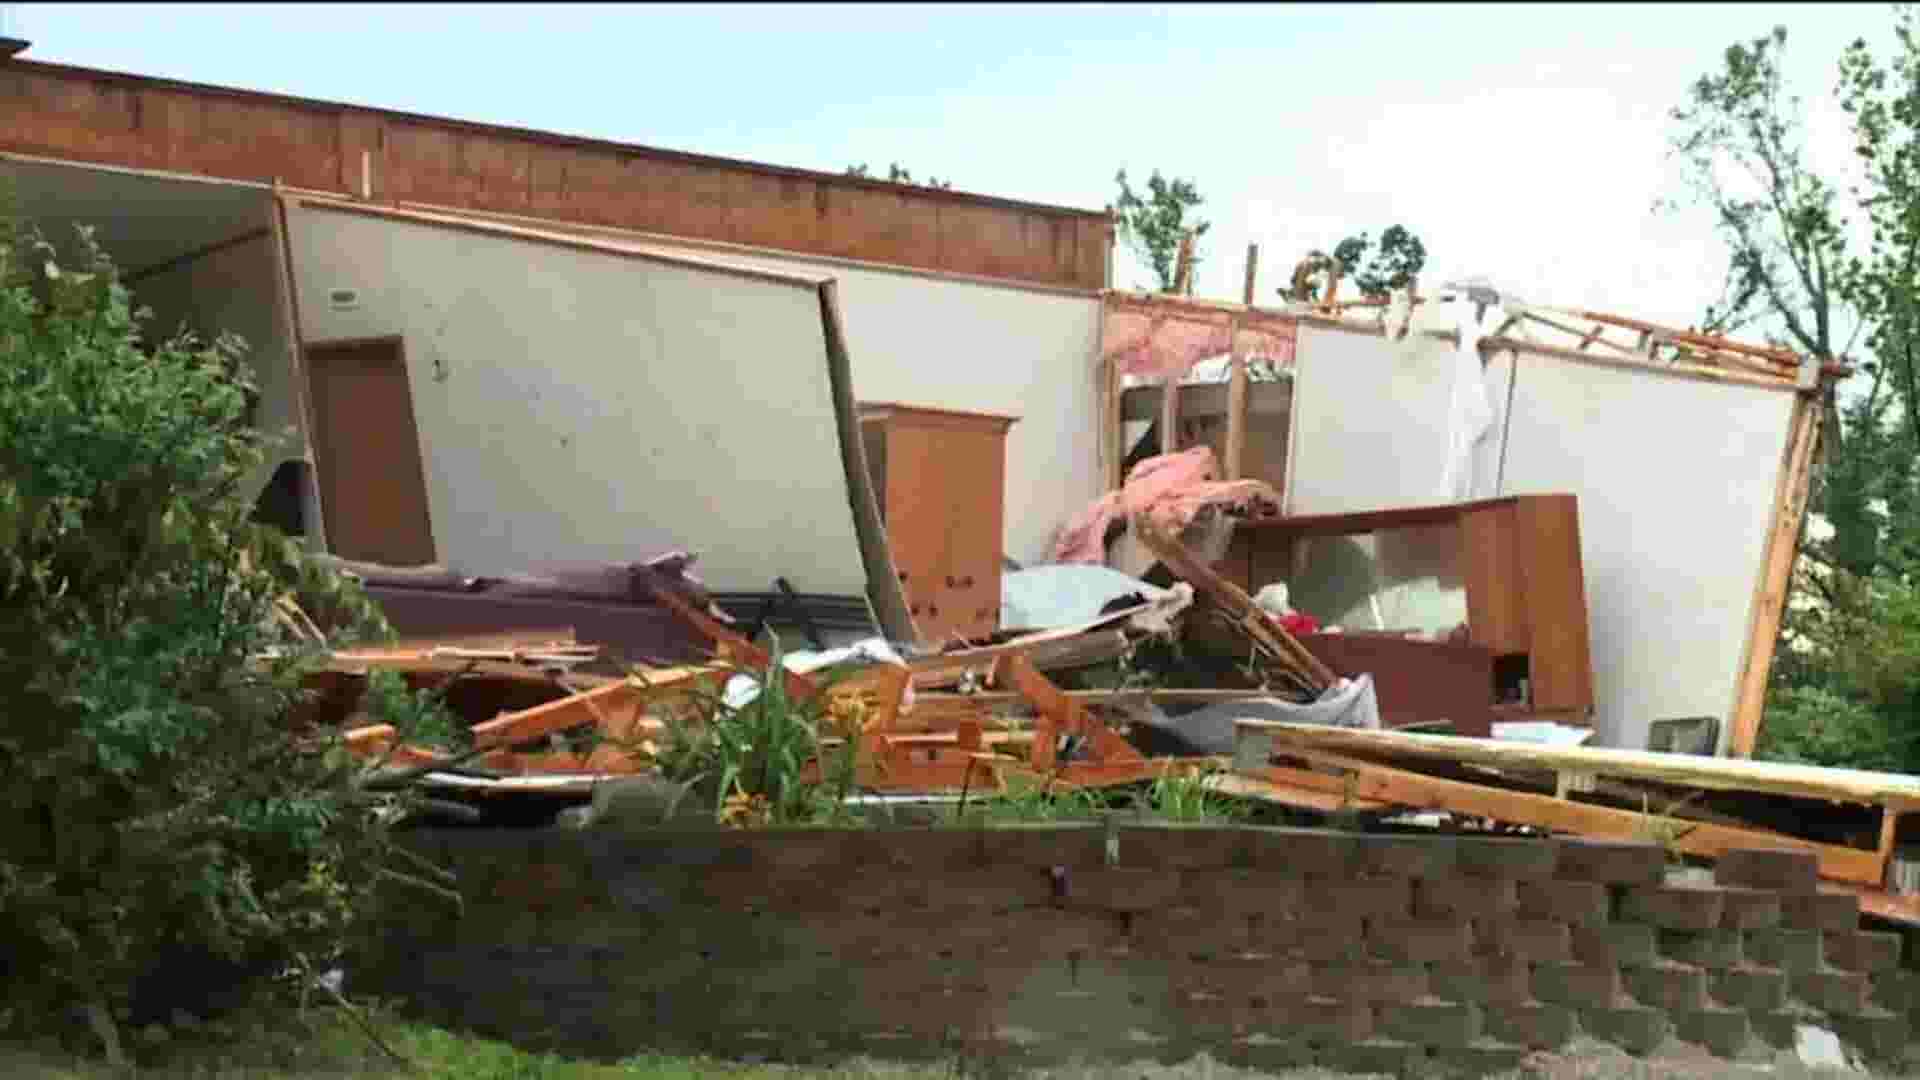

{"left": 306, "top": 337, "right": 438, "bottom": 566}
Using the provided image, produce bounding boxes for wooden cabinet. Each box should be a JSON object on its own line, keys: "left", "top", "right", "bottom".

{"left": 1221, "top": 494, "right": 1595, "bottom": 723}
{"left": 857, "top": 402, "right": 1018, "bottom": 646}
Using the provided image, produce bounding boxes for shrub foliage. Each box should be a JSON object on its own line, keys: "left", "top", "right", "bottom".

{"left": 0, "top": 210, "right": 422, "bottom": 1050}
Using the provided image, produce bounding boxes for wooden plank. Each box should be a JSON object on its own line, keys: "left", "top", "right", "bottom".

{"left": 468, "top": 677, "right": 690, "bottom": 749}
{"left": 1225, "top": 244, "right": 1257, "bottom": 482}
{"left": 1103, "top": 308, "right": 1124, "bottom": 491}
{"left": 1132, "top": 514, "right": 1336, "bottom": 690}
{"left": 1574, "top": 309, "right": 1801, "bottom": 367}
{"left": 1001, "top": 653, "right": 1071, "bottom": 772}
{"left": 1239, "top": 495, "right": 1536, "bottom": 538}
{"left": 643, "top": 571, "right": 823, "bottom": 700}
{"left": 905, "top": 596, "right": 1169, "bottom": 689}
{"left": 1233, "top": 719, "right": 1920, "bottom": 808}
{"left": 1207, "top": 767, "right": 1394, "bottom": 813}
{"left": 914, "top": 687, "right": 1303, "bottom": 710}
{"left": 1730, "top": 390, "right": 1823, "bottom": 757}
{"left": 319, "top": 655, "right": 597, "bottom": 686}
{"left": 1240, "top": 750, "right": 1884, "bottom": 886}
{"left": 1160, "top": 375, "right": 1181, "bottom": 455}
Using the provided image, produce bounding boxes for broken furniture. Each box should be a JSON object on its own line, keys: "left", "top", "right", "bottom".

{"left": 857, "top": 402, "right": 1018, "bottom": 646}
{"left": 1295, "top": 632, "right": 1493, "bottom": 737}
{"left": 314, "top": 554, "right": 718, "bottom": 667}
{"left": 1217, "top": 494, "right": 1594, "bottom": 726}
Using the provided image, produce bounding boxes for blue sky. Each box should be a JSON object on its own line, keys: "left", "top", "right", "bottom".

{"left": 6, "top": 2, "right": 1896, "bottom": 332}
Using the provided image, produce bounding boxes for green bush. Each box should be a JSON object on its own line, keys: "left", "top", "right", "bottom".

{"left": 1755, "top": 684, "right": 1917, "bottom": 773}
{"left": 0, "top": 215, "right": 429, "bottom": 1055}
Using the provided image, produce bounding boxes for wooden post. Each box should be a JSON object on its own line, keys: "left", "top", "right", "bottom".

{"left": 1157, "top": 233, "right": 1194, "bottom": 457}
{"left": 1160, "top": 366, "right": 1180, "bottom": 456}
{"left": 1226, "top": 243, "right": 1257, "bottom": 481}
{"left": 1098, "top": 295, "right": 1120, "bottom": 490}
{"left": 1728, "top": 387, "right": 1823, "bottom": 757}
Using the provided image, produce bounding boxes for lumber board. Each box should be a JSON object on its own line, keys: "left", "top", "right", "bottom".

{"left": 1224, "top": 243, "right": 1257, "bottom": 482}
{"left": 912, "top": 687, "right": 1284, "bottom": 711}
{"left": 335, "top": 628, "right": 579, "bottom": 653}
{"left": 468, "top": 676, "right": 694, "bottom": 749}
{"left": 320, "top": 655, "right": 605, "bottom": 687}
{"left": 1234, "top": 751, "right": 1884, "bottom": 885}
{"left": 1132, "top": 514, "right": 1335, "bottom": 689}
{"left": 1161, "top": 373, "right": 1181, "bottom": 454}
{"left": 1207, "top": 768, "right": 1393, "bottom": 813}
{"left": 643, "top": 571, "right": 823, "bottom": 700}
{"left": 1234, "top": 720, "right": 1920, "bottom": 810}
{"left": 905, "top": 598, "right": 1162, "bottom": 689}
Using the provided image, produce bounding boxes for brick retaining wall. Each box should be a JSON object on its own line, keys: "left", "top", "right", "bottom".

{"left": 364, "top": 823, "right": 1919, "bottom": 1074}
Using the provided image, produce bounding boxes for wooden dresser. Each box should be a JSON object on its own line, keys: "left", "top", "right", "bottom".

{"left": 1220, "top": 494, "right": 1595, "bottom": 725}
{"left": 857, "top": 402, "right": 1018, "bottom": 646}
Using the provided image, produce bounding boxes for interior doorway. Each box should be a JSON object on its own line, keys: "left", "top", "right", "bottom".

{"left": 305, "top": 337, "right": 438, "bottom": 566}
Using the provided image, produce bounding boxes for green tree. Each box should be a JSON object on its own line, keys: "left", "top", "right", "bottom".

{"left": 1668, "top": 10, "right": 1920, "bottom": 769}
{"left": 1664, "top": 24, "right": 1872, "bottom": 575}
{"left": 0, "top": 206, "right": 447, "bottom": 1059}
{"left": 1331, "top": 225, "right": 1428, "bottom": 299}
{"left": 845, "top": 162, "right": 953, "bottom": 189}
{"left": 1113, "top": 168, "right": 1210, "bottom": 292}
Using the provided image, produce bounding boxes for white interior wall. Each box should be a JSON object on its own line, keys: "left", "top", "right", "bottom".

{"left": 641, "top": 243, "right": 1104, "bottom": 567}
{"left": 1286, "top": 319, "right": 1794, "bottom": 750}
{"left": 132, "top": 228, "right": 299, "bottom": 506}
{"left": 283, "top": 203, "right": 873, "bottom": 596}
{"left": 1500, "top": 361, "right": 1793, "bottom": 750}
{"left": 1285, "top": 324, "right": 1514, "bottom": 515}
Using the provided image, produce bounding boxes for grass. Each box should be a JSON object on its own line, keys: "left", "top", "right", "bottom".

{"left": 0, "top": 1010, "right": 966, "bottom": 1079}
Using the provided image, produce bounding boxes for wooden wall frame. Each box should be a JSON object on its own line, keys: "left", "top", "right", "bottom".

{"left": 1094, "top": 289, "right": 1835, "bottom": 757}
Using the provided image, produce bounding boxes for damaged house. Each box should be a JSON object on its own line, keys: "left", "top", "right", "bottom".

{"left": 0, "top": 46, "right": 1834, "bottom": 768}
{"left": 0, "top": 51, "right": 1111, "bottom": 655}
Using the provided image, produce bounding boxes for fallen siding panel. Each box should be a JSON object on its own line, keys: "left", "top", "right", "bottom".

{"left": 282, "top": 198, "right": 899, "bottom": 633}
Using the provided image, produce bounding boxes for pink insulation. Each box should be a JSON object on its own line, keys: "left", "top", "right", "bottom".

{"left": 1050, "top": 446, "right": 1281, "bottom": 565}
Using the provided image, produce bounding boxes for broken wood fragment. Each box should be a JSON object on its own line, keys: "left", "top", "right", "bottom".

{"left": 1234, "top": 748, "right": 1883, "bottom": 886}
{"left": 1130, "top": 513, "right": 1336, "bottom": 691}
{"left": 640, "top": 565, "right": 823, "bottom": 700}
{"left": 468, "top": 674, "right": 697, "bottom": 749}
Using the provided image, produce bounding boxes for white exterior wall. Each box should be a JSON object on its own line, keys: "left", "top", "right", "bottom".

{"left": 640, "top": 244, "right": 1104, "bottom": 568}
{"left": 282, "top": 204, "right": 873, "bottom": 596}
{"left": 1286, "top": 321, "right": 1794, "bottom": 750}
{"left": 1500, "top": 360, "right": 1792, "bottom": 751}
{"left": 131, "top": 227, "right": 301, "bottom": 505}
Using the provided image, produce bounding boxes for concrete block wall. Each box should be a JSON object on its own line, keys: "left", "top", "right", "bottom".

{"left": 365, "top": 824, "right": 1916, "bottom": 1073}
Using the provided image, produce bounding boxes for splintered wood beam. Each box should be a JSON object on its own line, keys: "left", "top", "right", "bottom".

{"left": 644, "top": 571, "right": 822, "bottom": 700}
{"left": 1235, "top": 718, "right": 1920, "bottom": 808}
{"left": 1000, "top": 652, "right": 1072, "bottom": 771}
{"left": 1730, "top": 390, "right": 1822, "bottom": 757}
{"left": 331, "top": 628, "right": 580, "bottom": 656}
{"left": 1239, "top": 751, "right": 1885, "bottom": 886}
{"left": 905, "top": 607, "right": 1147, "bottom": 689}
{"left": 831, "top": 662, "right": 912, "bottom": 735}
{"left": 468, "top": 678, "right": 676, "bottom": 749}
{"left": 1576, "top": 309, "right": 1801, "bottom": 367}
{"left": 1160, "top": 372, "right": 1181, "bottom": 454}
{"left": 1131, "top": 514, "right": 1335, "bottom": 690}
{"left": 1208, "top": 766, "right": 1393, "bottom": 813}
